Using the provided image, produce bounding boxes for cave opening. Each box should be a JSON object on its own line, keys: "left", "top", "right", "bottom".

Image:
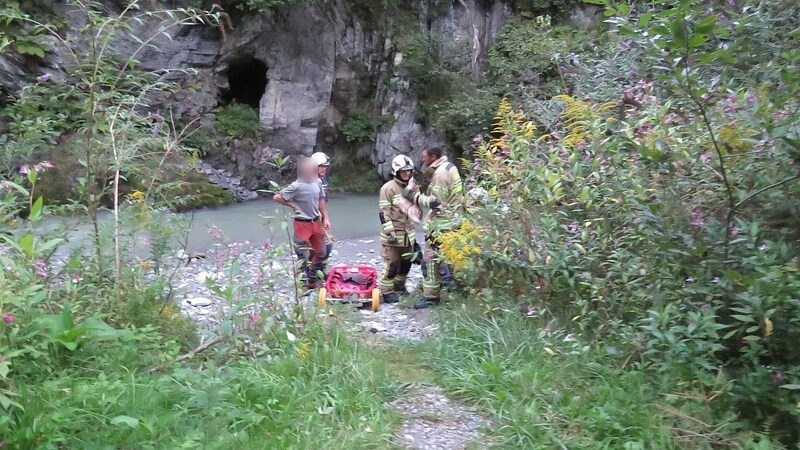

{"left": 221, "top": 56, "right": 267, "bottom": 108}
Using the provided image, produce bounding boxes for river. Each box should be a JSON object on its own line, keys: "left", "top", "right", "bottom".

{"left": 184, "top": 193, "right": 378, "bottom": 251}
{"left": 39, "top": 194, "right": 380, "bottom": 257}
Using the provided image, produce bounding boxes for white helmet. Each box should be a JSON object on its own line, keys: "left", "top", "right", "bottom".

{"left": 310, "top": 152, "right": 331, "bottom": 166}
{"left": 390, "top": 155, "right": 414, "bottom": 178}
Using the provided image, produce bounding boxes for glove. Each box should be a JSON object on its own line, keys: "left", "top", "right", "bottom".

{"left": 412, "top": 242, "right": 423, "bottom": 265}
{"left": 386, "top": 234, "right": 399, "bottom": 245}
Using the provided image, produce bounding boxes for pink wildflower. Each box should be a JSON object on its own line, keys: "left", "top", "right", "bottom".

{"left": 730, "top": 227, "right": 740, "bottom": 237}
{"left": 690, "top": 210, "right": 704, "bottom": 228}
{"left": 33, "top": 260, "right": 48, "bottom": 278}
{"left": 3, "top": 313, "right": 14, "bottom": 323}
{"left": 33, "top": 161, "right": 55, "bottom": 173}
{"left": 37, "top": 73, "right": 51, "bottom": 83}
{"left": 568, "top": 222, "right": 580, "bottom": 234}
{"left": 18, "top": 165, "right": 29, "bottom": 175}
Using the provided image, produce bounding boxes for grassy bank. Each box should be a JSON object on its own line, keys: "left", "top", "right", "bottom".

{"left": 3, "top": 322, "right": 401, "bottom": 449}
{"left": 413, "top": 303, "right": 773, "bottom": 449}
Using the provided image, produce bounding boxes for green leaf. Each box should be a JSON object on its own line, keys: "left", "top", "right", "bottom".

{"left": 0, "top": 362, "right": 10, "bottom": 379}
{"left": 638, "top": 12, "right": 653, "bottom": 28}
{"left": 110, "top": 415, "right": 140, "bottom": 428}
{"left": 780, "top": 384, "right": 800, "bottom": 390}
{"left": 29, "top": 196, "right": 43, "bottom": 221}
{"left": 14, "top": 40, "right": 45, "bottom": 58}
{"left": 689, "top": 34, "right": 707, "bottom": 48}
{"left": 19, "top": 234, "right": 34, "bottom": 256}
{"left": 0, "top": 393, "right": 22, "bottom": 411}
{"left": 694, "top": 15, "right": 717, "bottom": 35}
{"left": 669, "top": 18, "right": 689, "bottom": 47}
{"left": 731, "top": 314, "right": 755, "bottom": 323}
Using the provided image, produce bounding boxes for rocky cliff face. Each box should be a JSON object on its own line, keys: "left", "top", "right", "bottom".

{"left": 140, "top": 0, "right": 510, "bottom": 182}
{"left": 1, "top": 0, "right": 510, "bottom": 188}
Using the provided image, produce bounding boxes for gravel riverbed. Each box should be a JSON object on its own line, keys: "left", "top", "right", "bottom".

{"left": 169, "top": 236, "right": 491, "bottom": 449}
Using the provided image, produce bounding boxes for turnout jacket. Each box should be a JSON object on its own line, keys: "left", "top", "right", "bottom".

{"left": 378, "top": 179, "right": 421, "bottom": 247}
{"left": 407, "top": 156, "right": 464, "bottom": 234}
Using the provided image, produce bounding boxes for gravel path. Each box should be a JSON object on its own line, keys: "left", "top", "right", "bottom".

{"left": 390, "top": 385, "right": 491, "bottom": 450}
{"left": 170, "top": 236, "right": 491, "bottom": 449}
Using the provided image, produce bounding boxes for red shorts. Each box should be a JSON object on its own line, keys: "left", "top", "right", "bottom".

{"left": 293, "top": 218, "right": 325, "bottom": 264}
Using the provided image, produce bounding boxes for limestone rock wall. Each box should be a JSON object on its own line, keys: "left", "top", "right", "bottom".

{"left": 0, "top": 0, "right": 511, "bottom": 186}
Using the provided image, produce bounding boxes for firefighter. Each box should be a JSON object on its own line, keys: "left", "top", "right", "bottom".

{"left": 378, "top": 155, "right": 441, "bottom": 304}
{"left": 403, "top": 145, "right": 463, "bottom": 309}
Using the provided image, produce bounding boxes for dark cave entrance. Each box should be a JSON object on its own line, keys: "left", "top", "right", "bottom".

{"left": 221, "top": 56, "right": 267, "bottom": 108}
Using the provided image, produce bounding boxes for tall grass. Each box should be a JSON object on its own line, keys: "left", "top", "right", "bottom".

{"left": 4, "top": 324, "right": 401, "bottom": 449}
{"left": 414, "top": 306, "right": 770, "bottom": 449}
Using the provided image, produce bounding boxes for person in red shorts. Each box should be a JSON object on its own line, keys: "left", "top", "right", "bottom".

{"left": 273, "top": 157, "right": 331, "bottom": 289}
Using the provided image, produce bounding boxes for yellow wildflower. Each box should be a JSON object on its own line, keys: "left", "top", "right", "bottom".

{"left": 553, "top": 94, "right": 617, "bottom": 149}
{"left": 438, "top": 221, "right": 483, "bottom": 271}
{"left": 297, "top": 341, "right": 310, "bottom": 359}
{"left": 128, "top": 190, "right": 146, "bottom": 203}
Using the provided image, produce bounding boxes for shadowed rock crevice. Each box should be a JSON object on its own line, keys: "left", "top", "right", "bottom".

{"left": 221, "top": 55, "right": 268, "bottom": 108}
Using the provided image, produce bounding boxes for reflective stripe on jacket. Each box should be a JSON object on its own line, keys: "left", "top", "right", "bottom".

{"left": 379, "top": 179, "right": 418, "bottom": 246}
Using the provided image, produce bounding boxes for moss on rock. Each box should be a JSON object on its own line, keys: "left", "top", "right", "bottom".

{"left": 153, "top": 169, "right": 236, "bottom": 212}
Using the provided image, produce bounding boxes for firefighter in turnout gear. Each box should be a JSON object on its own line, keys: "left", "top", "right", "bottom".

{"left": 403, "top": 146, "right": 463, "bottom": 309}
{"left": 378, "top": 155, "right": 441, "bottom": 303}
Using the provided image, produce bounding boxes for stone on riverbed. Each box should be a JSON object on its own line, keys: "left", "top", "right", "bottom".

{"left": 186, "top": 297, "right": 213, "bottom": 307}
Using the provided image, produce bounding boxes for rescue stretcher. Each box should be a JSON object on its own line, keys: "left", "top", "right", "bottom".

{"left": 317, "top": 264, "right": 381, "bottom": 312}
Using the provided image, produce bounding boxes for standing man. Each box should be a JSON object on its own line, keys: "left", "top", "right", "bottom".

{"left": 404, "top": 145, "right": 463, "bottom": 309}
{"left": 378, "top": 155, "right": 440, "bottom": 304}
{"left": 273, "top": 157, "right": 331, "bottom": 289}
{"left": 310, "top": 151, "right": 333, "bottom": 269}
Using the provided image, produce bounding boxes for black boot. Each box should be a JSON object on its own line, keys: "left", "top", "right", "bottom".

{"left": 382, "top": 292, "right": 400, "bottom": 304}
{"left": 413, "top": 297, "right": 440, "bottom": 309}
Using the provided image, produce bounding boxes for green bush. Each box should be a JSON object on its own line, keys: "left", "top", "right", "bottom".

{"left": 441, "top": 1, "right": 800, "bottom": 443}
{"left": 240, "top": 0, "right": 313, "bottom": 12}
{"left": 511, "top": 0, "right": 582, "bottom": 13}
{"left": 338, "top": 110, "right": 378, "bottom": 144}
{"left": 488, "top": 19, "right": 583, "bottom": 90}
{"left": 214, "top": 104, "right": 262, "bottom": 140}
{"left": 327, "top": 159, "right": 383, "bottom": 192}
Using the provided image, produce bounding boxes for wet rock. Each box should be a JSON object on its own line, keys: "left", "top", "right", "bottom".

{"left": 186, "top": 297, "right": 213, "bottom": 307}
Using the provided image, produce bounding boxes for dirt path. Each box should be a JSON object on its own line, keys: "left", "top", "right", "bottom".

{"left": 352, "top": 302, "right": 492, "bottom": 450}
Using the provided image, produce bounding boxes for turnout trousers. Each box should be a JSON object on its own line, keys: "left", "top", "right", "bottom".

{"left": 379, "top": 244, "right": 414, "bottom": 295}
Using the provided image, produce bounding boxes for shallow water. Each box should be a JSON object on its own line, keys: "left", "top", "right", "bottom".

{"left": 38, "top": 194, "right": 379, "bottom": 256}
{"left": 185, "top": 193, "right": 378, "bottom": 251}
